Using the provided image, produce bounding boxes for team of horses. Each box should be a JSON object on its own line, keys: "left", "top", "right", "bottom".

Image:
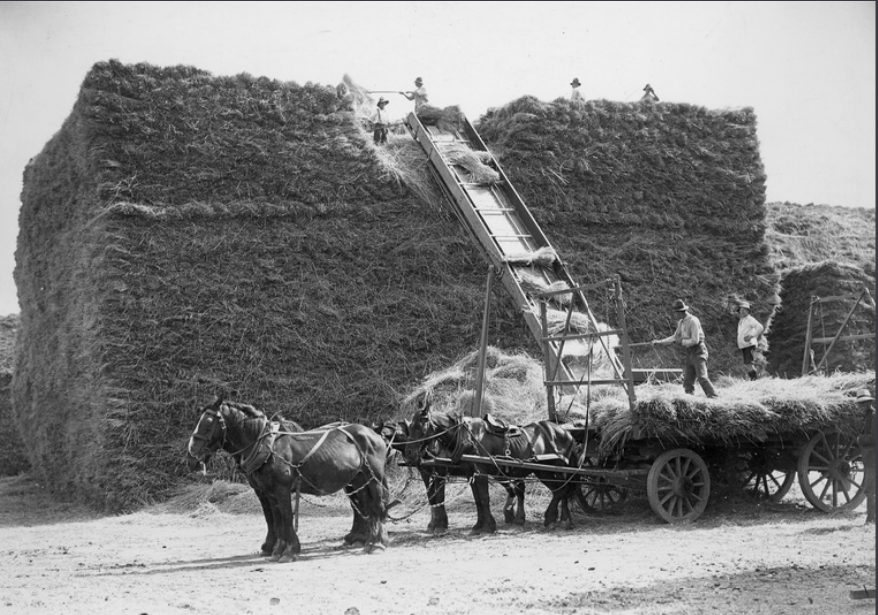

{"left": 185, "top": 391, "right": 584, "bottom": 563}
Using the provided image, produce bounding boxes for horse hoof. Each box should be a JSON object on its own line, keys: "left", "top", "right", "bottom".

{"left": 365, "top": 543, "right": 387, "bottom": 554}
{"left": 270, "top": 554, "right": 282, "bottom": 562}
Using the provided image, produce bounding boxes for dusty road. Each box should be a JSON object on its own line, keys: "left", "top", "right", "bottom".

{"left": 0, "top": 470, "right": 874, "bottom": 615}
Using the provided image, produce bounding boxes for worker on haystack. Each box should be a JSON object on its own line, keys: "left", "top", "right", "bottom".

{"left": 641, "top": 83, "right": 659, "bottom": 102}
{"left": 372, "top": 97, "right": 391, "bottom": 145}
{"left": 736, "top": 302, "right": 764, "bottom": 381}
{"left": 856, "top": 389, "right": 875, "bottom": 525}
{"left": 650, "top": 299, "right": 719, "bottom": 398}
{"left": 401, "top": 77, "right": 428, "bottom": 112}
{"left": 570, "top": 78, "right": 584, "bottom": 103}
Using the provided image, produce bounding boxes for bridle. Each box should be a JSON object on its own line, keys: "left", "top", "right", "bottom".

{"left": 189, "top": 407, "right": 228, "bottom": 459}
{"left": 410, "top": 410, "right": 468, "bottom": 462}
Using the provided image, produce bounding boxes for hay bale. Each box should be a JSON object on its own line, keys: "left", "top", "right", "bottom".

{"left": 767, "top": 261, "right": 875, "bottom": 377}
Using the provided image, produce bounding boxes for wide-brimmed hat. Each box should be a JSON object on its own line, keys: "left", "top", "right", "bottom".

{"left": 737, "top": 301, "right": 751, "bottom": 311}
{"left": 571, "top": 78, "right": 581, "bottom": 87}
{"left": 671, "top": 299, "right": 689, "bottom": 312}
{"left": 377, "top": 97, "right": 389, "bottom": 106}
{"left": 415, "top": 77, "right": 423, "bottom": 85}
{"left": 856, "top": 389, "right": 875, "bottom": 403}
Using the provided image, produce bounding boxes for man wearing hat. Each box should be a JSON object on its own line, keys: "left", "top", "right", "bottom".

{"left": 855, "top": 389, "right": 875, "bottom": 524}
{"left": 372, "top": 97, "right": 391, "bottom": 145}
{"left": 736, "top": 301, "right": 764, "bottom": 381}
{"left": 650, "top": 299, "right": 718, "bottom": 398}
{"left": 401, "top": 77, "right": 428, "bottom": 112}
{"left": 570, "top": 78, "right": 584, "bottom": 103}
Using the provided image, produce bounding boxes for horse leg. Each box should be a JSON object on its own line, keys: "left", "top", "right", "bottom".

{"left": 249, "top": 480, "right": 277, "bottom": 555}
{"left": 343, "top": 486, "right": 369, "bottom": 548}
{"left": 513, "top": 479, "right": 526, "bottom": 525}
{"left": 470, "top": 475, "right": 496, "bottom": 535}
{"left": 271, "top": 483, "right": 300, "bottom": 563}
{"left": 501, "top": 481, "right": 516, "bottom": 524}
{"left": 361, "top": 466, "right": 390, "bottom": 554}
{"left": 424, "top": 471, "right": 449, "bottom": 534}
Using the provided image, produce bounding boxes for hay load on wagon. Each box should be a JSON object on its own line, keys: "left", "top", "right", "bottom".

{"left": 398, "top": 347, "right": 874, "bottom": 454}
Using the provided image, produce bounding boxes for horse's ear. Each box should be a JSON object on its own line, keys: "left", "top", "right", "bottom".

{"left": 211, "top": 393, "right": 225, "bottom": 407}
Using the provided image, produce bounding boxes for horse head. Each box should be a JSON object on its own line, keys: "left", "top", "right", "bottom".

{"left": 186, "top": 394, "right": 229, "bottom": 469}
{"left": 404, "top": 393, "right": 466, "bottom": 465}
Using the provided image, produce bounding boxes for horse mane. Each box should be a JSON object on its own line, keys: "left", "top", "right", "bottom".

{"left": 222, "top": 401, "right": 266, "bottom": 420}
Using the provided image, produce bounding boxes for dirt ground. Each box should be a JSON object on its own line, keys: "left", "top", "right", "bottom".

{"left": 0, "top": 467, "right": 875, "bottom": 615}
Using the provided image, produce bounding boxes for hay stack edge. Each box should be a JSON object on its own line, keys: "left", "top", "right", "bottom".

{"left": 14, "top": 60, "right": 875, "bottom": 511}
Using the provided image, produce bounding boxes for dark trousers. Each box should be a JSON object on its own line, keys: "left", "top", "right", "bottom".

{"left": 373, "top": 126, "right": 388, "bottom": 145}
{"left": 742, "top": 345, "right": 758, "bottom": 380}
{"left": 682, "top": 343, "right": 717, "bottom": 398}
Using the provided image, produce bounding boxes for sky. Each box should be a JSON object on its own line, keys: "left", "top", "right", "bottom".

{"left": 0, "top": 1, "right": 874, "bottom": 316}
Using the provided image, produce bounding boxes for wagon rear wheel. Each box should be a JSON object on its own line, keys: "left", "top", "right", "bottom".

{"left": 647, "top": 448, "right": 710, "bottom": 523}
{"left": 727, "top": 451, "right": 796, "bottom": 503}
{"left": 797, "top": 431, "right": 867, "bottom": 512}
{"left": 573, "top": 479, "right": 628, "bottom": 514}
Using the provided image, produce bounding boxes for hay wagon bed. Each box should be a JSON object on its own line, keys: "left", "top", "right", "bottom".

{"left": 417, "top": 422, "right": 867, "bottom": 524}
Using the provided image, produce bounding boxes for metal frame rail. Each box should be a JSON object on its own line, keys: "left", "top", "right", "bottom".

{"left": 404, "top": 111, "right": 636, "bottom": 411}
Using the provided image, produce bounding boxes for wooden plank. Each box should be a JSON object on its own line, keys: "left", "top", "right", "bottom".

{"left": 811, "top": 334, "right": 875, "bottom": 344}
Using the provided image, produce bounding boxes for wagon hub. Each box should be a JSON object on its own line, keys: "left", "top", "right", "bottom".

{"left": 671, "top": 475, "right": 696, "bottom": 497}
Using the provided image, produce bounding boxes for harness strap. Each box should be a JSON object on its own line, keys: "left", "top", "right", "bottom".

{"left": 297, "top": 427, "right": 335, "bottom": 468}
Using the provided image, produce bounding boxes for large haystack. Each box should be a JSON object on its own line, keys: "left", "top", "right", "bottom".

{"left": 476, "top": 96, "right": 777, "bottom": 376}
{"left": 767, "top": 261, "right": 875, "bottom": 377}
{"left": 14, "top": 61, "right": 531, "bottom": 511}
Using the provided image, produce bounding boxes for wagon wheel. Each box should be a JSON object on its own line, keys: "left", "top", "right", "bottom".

{"left": 797, "top": 431, "right": 867, "bottom": 512}
{"left": 573, "top": 478, "right": 628, "bottom": 514}
{"left": 647, "top": 448, "right": 711, "bottom": 523}
{"left": 726, "top": 451, "right": 796, "bottom": 503}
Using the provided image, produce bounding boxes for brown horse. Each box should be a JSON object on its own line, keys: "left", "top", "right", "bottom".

{"left": 403, "top": 394, "right": 578, "bottom": 534}
{"left": 373, "top": 418, "right": 526, "bottom": 533}
{"left": 187, "top": 395, "right": 391, "bottom": 561}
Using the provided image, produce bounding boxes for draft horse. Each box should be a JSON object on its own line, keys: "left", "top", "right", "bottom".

{"left": 187, "top": 395, "right": 391, "bottom": 562}
{"left": 403, "top": 393, "right": 578, "bottom": 534}
{"left": 373, "top": 418, "right": 526, "bottom": 534}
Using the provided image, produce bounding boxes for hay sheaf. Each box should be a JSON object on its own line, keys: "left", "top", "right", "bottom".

{"left": 475, "top": 95, "right": 777, "bottom": 377}
{"left": 767, "top": 261, "right": 875, "bottom": 377}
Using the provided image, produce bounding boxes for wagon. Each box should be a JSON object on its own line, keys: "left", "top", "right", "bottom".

{"left": 415, "top": 421, "right": 868, "bottom": 525}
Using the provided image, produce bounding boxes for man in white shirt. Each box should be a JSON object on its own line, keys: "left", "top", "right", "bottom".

{"left": 401, "top": 77, "right": 428, "bottom": 112}
{"left": 651, "top": 299, "right": 718, "bottom": 398}
{"left": 372, "top": 97, "right": 390, "bottom": 145}
{"left": 736, "top": 302, "right": 764, "bottom": 381}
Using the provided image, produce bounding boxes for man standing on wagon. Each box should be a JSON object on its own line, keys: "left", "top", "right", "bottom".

{"left": 736, "top": 301, "right": 764, "bottom": 381}
{"left": 650, "top": 299, "right": 719, "bottom": 398}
